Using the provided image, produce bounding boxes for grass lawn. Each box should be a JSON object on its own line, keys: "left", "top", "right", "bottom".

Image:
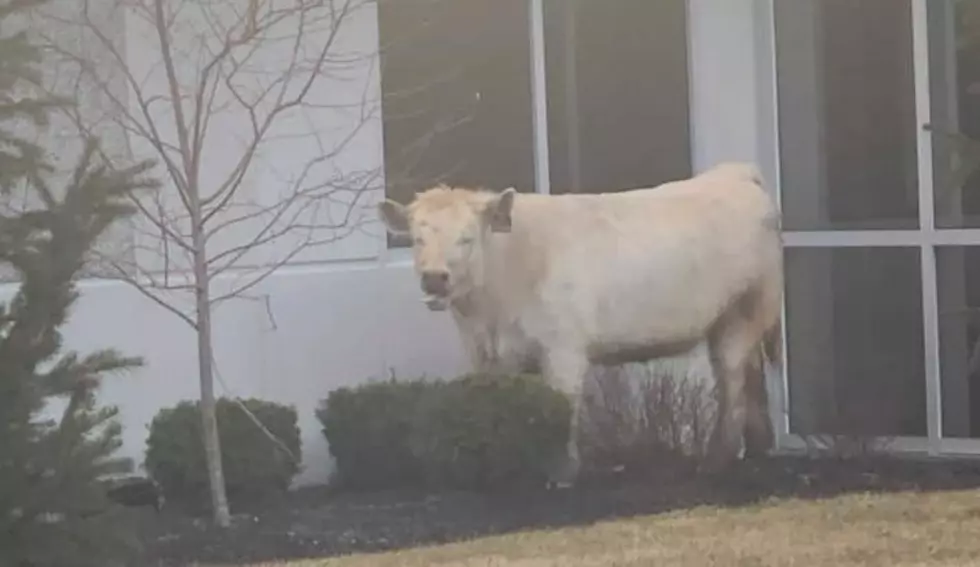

{"left": 220, "top": 489, "right": 980, "bottom": 567}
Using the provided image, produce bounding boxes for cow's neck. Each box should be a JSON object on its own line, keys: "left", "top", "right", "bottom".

{"left": 450, "top": 288, "right": 530, "bottom": 373}
{"left": 449, "top": 284, "right": 510, "bottom": 336}
{"left": 449, "top": 235, "right": 528, "bottom": 328}
{"left": 448, "top": 288, "right": 492, "bottom": 320}
{"left": 446, "top": 239, "right": 539, "bottom": 372}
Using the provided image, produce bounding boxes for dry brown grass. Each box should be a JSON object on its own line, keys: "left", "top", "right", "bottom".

{"left": 219, "top": 489, "right": 980, "bottom": 567}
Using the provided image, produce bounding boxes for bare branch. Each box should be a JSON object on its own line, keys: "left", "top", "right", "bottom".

{"left": 39, "top": 1, "right": 195, "bottom": 214}
{"left": 201, "top": 0, "right": 356, "bottom": 216}
{"left": 39, "top": 62, "right": 198, "bottom": 255}
{"left": 187, "top": 0, "right": 290, "bottom": 189}
{"left": 203, "top": 98, "right": 378, "bottom": 248}
{"left": 91, "top": 251, "right": 199, "bottom": 329}
{"left": 152, "top": 0, "right": 195, "bottom": 194}
{"left": 209, "top": 226, "right": 361, "bottom": 307}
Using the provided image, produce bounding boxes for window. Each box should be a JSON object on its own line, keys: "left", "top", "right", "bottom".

{"left": 776, "top": 0, "right": 919, "bottom": 231}
{"left": 543, "top": 0, "right": 691, "bottom": 194}
{"left": 775, "top": 0, "right": 929, "bottom": 439}
{"left": 784, "top": 247, "right": 926, "bottom": 437}
{"left": 930, "top": 0, "right": 980, "bottom": 229}
{"left": 931, "top": 2, "right": 980, "bottom": 439}
{"left": 937, "top": 246, "right": 980, "bottom": 438}
{"left": 377, "top": 0, "right": 536, "bottom": 247}
{"left": 377, "top": 0, "right": 693, "bottom": 248}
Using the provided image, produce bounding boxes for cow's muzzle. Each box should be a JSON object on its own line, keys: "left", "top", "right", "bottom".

{"left": 420, "top": 270, "right": 450, "bottom": 311}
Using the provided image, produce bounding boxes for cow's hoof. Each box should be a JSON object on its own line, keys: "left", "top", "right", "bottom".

{"left": 546, "top": 455, "right": 580, "bottom": 490}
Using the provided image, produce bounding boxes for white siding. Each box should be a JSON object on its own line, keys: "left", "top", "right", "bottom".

{"left": 11, "top": 261, "right": 469, "bottom": 486}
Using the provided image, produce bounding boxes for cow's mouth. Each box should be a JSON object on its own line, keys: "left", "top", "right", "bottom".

{"left": 422, "top": 293, "right": 450, "bottom": 311}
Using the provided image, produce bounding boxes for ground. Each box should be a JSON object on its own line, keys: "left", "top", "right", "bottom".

{"left": 266, "top": 489, "right": 980, "bottom": 567}
{"left": 132, "top": 454, "right": 980, "bottom": 567}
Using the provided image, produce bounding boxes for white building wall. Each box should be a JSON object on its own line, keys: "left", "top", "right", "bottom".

{"left": 11, "top": 1, "right": 774, "bottom": 487}
{"left": 19, "top": 261, "right": 468, "bottom": 486}
{"left": 687, "top": 0, "right": 776, "bottom": 187}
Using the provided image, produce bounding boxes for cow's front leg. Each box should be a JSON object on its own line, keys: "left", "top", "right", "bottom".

{"left": 543, "top": 348, "right": 589, "bottom": 490}
{"left": 455, "top": 322, "right": 497, "bottom": 373}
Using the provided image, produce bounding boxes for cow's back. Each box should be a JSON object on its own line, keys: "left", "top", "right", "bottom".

{"left": 485, "top": 164, "right": 781, "bottom": 357}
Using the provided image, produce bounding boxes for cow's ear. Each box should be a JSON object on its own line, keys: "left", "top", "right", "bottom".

{"left": 378, "top": 199, "right": 411, "bottom": 235}
{"left": 485, "top": 187, "right": 516, "bottom": 233}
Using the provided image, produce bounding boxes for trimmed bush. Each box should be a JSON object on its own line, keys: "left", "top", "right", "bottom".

{"left": 317, "top": 373, "right": 571, "bottom": 491}
{"left": 417, "top": 373, "right": 572, "bottom": 488}
{"left": 144, "top": 398, "right": 302, "bottom": 511}
{"left": 316, "top": 377, "right": 441, "bottom": 489}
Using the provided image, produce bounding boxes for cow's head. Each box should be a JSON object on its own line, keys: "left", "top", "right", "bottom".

{"left": 378, "top": 185, "right": 517, "bottom": 311}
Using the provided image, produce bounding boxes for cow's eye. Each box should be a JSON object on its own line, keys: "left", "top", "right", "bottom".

{"left": 458, "top": 236, "right": 474, "bottom": 246}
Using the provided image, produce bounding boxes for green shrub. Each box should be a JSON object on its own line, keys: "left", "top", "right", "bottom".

{"left": 316, "top": 377, "right": 441, "bottom": 489}
{"left": 144, "top": 398, "right": 301, "bottom": 511}
{"left": 418, "top": 373, "right": 572, "bottom": 488}
{"left": 317, "top": 373, "right": 571, "bottom": 491}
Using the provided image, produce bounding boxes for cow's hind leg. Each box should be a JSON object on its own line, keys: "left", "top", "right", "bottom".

{"left": 703, "top": 329, "right": 748, "bottom": 473}
{"left": 543, "top": 348, "right": 589, "bottom": 489}
{"left": 742, "top": 348, "right": 774, "bottom": 458}
{"left": 703, "top": 285, "right": 778, "bottom": 472}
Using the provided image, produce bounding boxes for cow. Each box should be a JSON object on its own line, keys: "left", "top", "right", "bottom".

{"left": 378, "top": 161, "right": 784, "bottom": 488}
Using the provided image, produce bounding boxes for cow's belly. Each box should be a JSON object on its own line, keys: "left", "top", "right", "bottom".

{"left": 586, "top": 336, "right": 704, "bottom": 366}
{"left": 597, "top": 274, "right": 736, "bottom": 337}
{"left": 585, "top": 299, "right": 721, "bottom": 365}
{"left": 536, "top": 263, "right": 747, "bottom": 365}
{"left": 505, "top": 278, "right": 733, "bottom": 368}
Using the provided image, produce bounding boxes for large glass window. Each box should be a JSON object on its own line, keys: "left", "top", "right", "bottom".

{"left": 776, "top": 0, "right": 919, "bottom": 232}
{"left": 776, "top": 1, "right": 928, "bottom": 439}
{"left": 931, "top": 2, "right": 980, "bottom": 440}
{"left": 377, "top": 0, "right": 694, "bottom": 248}
{"left": 543, "top": 0, "right": 691, "bottom": 194}
{"left": 930, "top": 0, "right": 980, "bottom": 229}
{"left": 377, "top": 0, "right": 536, "bottom": 248}
{"left": 784, "top": 247, "right": 926, "bottom": 437}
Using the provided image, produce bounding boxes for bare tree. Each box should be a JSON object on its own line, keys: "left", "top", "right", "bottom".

{"left": 32, "top": 0, "right": 388, "bottom": 527}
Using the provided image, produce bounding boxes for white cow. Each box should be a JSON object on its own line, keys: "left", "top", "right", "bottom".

{"left": 378, "top": 162, "right": 784, "bottom": 487}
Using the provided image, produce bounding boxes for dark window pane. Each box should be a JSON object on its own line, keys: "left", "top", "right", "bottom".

{"left": 937, "top": 246, "right": 980, "bottom": 437}
{"left": 785, "top": 247, "right": 925, "bottom": 437}
{"left": 543, "top": 0, "right": 691, "bottom": 195}
{"left": 377, "top": 0, "right": 535, "bottom": 247}
{"left": 775, "top": 0, "right": 919, "bottom": 230}
{"left": 929, "top": 2, "right": 980, "bottom": 228}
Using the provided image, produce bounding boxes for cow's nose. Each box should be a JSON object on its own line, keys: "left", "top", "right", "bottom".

{"left": 420, "top": 270, "right": 450, "bottom": 296}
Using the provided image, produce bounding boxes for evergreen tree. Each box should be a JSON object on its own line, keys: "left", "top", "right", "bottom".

{"left": 0, "top": 0, "right": 160, "bottom": 565}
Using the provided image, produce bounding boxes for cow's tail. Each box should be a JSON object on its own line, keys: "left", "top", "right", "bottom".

{"left": 761, "top": 316, "right": 782, "bottom": 370}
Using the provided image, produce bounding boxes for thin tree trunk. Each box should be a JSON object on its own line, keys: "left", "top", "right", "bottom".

{"left": 192, "top": 230, "right": 231, "bottom": 527}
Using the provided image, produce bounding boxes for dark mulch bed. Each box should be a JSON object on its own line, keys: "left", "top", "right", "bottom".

{"left": 129, "top": 454, "right": 980, "bottom": 566}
